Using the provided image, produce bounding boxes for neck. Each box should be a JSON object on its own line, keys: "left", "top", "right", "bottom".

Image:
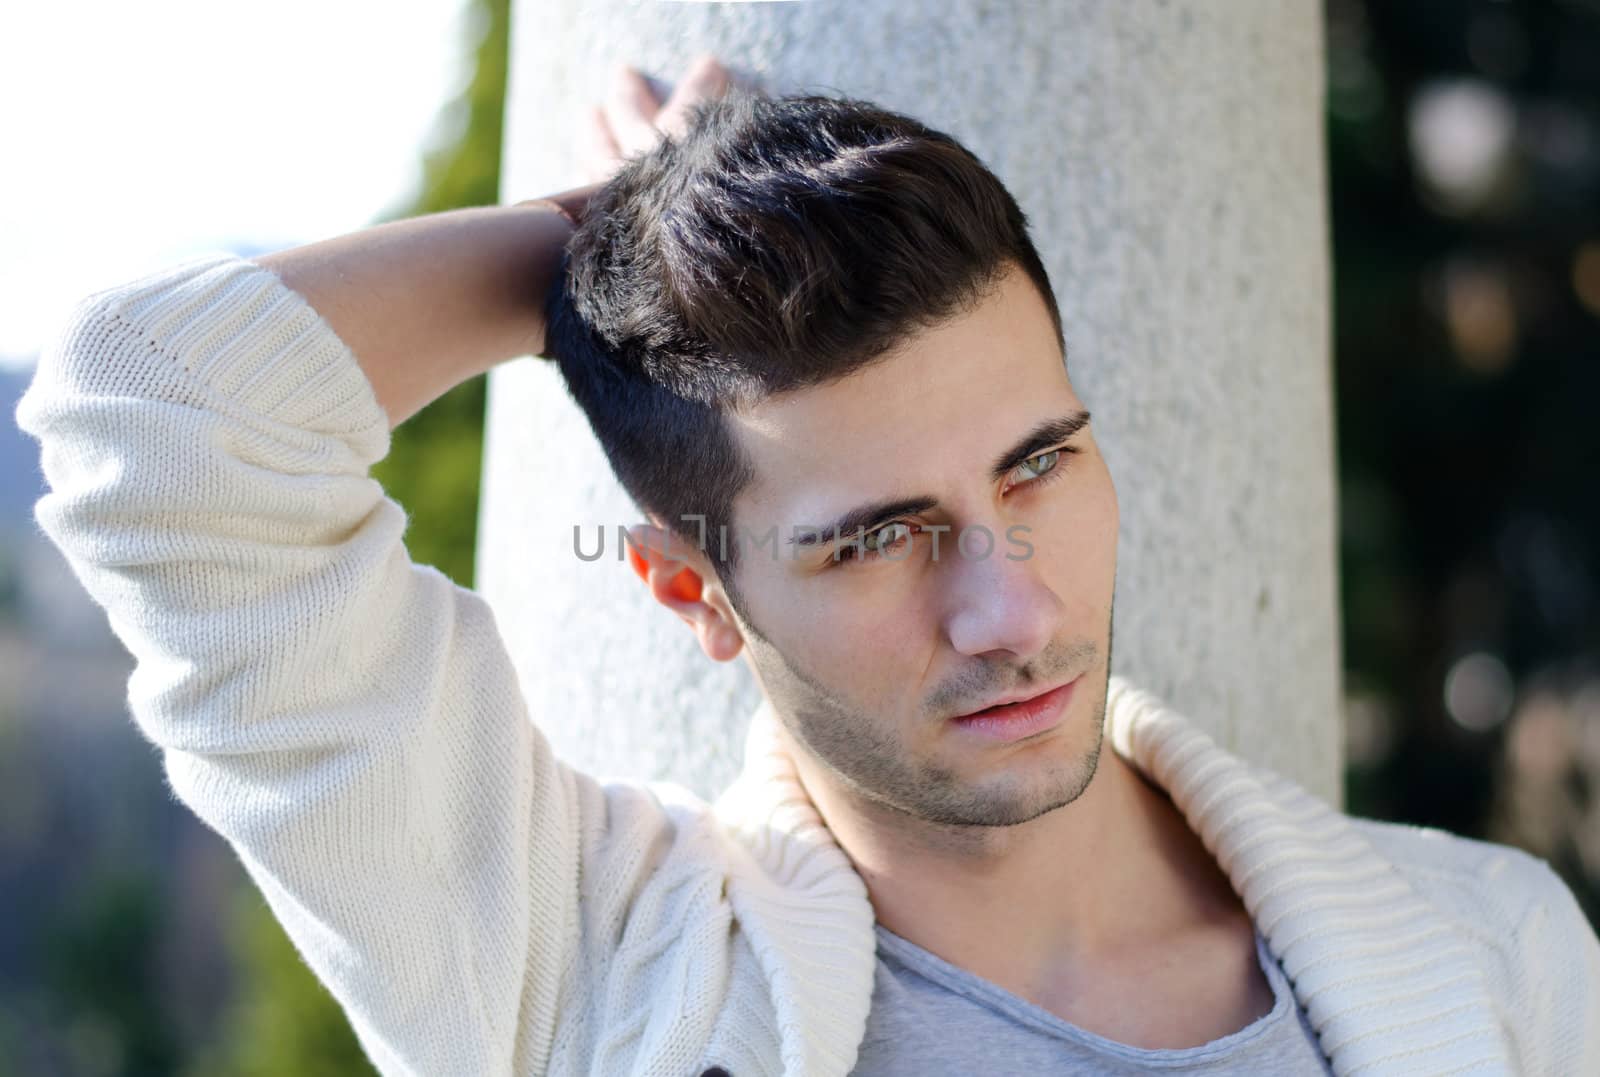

{"left": 792, "top": 737, "right": 1243, "bottom": 1002}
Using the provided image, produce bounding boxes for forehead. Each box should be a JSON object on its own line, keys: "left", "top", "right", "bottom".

{"left": 728, "top": 264, "right": 1076, "bottom": 526}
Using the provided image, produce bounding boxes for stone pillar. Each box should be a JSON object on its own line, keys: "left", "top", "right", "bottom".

{"left": 480, "top": 0, "right": 1341, "bottom": 804}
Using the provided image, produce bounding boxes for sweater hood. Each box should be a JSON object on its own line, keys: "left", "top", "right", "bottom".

{"left": 711, "top": 674, "right": 1514, "bottom": 1076}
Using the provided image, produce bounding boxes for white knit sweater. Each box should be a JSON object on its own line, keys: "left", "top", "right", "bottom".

{"left": 16, "top": 253, "right": 1600, "bottom": 1077}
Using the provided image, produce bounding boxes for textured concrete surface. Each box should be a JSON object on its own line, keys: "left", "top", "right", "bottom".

{"left": 481, "top": 0, "right": 1341, "bottom": 803}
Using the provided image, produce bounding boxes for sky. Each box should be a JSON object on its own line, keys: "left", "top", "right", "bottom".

{"left": 0, "top": 0, "right": 470, "bottom": 367}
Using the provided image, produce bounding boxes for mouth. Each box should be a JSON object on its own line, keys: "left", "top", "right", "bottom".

{"left": 948, "top": 674, "right": 1082, "bottom": 744}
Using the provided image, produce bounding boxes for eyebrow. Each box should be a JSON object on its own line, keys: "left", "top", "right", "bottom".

{"left": 790, "top": 495, "right": 942, "bottom": 549}
{"left": 788, "top": 410, "right": 1092, "bottom": 548}
{"left": 989, "top": 411, "right": 1092, "bottom": 484}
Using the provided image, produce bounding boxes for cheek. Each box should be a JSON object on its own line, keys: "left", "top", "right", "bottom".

{"left": 767, "top": 571, "right": 941, "bottom": 706}
{"left": 1022, "top": 482, "right": 1118, "bottom": 602}
{"left": 820, "top": 589, "right": 934, "bottom": 692}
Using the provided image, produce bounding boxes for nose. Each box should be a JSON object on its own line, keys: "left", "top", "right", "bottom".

{"left": 940, "top": 525, "right": 1063, "bottom": 661}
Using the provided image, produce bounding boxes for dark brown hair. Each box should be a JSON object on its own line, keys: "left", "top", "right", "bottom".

{"left": 542, "top": 90, "right": 1063, "bottom": 629}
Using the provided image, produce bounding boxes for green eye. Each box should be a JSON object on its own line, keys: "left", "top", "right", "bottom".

{"left": 1015, "top": 449, "right": 1061, "bottom": 482}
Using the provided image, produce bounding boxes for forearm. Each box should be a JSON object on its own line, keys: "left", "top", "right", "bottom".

{"left": 254, "top": 199, "right": 578, "bottom": 429}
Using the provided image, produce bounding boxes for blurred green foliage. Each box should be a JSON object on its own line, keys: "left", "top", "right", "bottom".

{"left": 370, "top": 0, "right": 512, "bottom": 590}
{"left": 0, "top": 541, "right": 16, "bottom": 616}
{"left": 183, "top": 887, "right": 375, "bottom": 1077}
{"left": 27, "top": 864, "right": 178, "bottom": 1075}
{"left": 370, "top": 0, "right": 513, "bottom": 588}
{"left": 1327, "top": 0, "right": 1600, "bottom": 926}
{"left": 41, "top": 868, "right": 178, "bottom": 1077}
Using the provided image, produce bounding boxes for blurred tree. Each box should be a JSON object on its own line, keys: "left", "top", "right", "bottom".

{"left": 182, "top": 887, "right": 375, "bottom": 1077}
{"left": 1329, "top": 0, "right": 1600, "bottom": 925}
{"left": 41, "top": 867, "right": 180, "bottom": 1077}
{"left": 0, "top": 540, "right": 17, "bottom": 619}
{"left": 369, "top": 0, "right": 513, "bottom": 588}
{"left": 193, "top": 0, "right": 511, "bottom": 1071}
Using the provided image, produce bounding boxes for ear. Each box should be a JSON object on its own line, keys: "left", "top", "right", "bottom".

{"left": 624, "top": 522, "right": 744, "bottom": 663}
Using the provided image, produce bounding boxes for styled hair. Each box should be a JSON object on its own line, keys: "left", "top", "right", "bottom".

{"left": 542, "top": 89, "right": 1063, "bottom": 627}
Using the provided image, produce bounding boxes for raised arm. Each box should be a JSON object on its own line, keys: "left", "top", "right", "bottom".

{"left": 14, "top": 58, "right": 739, "bottom": 1076}
{"left": 256, "top": 52, "right": 731, "bottom": 429}
{"left": 253, "top": 194, "right": 584, "bottom": 428}
{"left": 15, "top": 238, "right": 587, "bottom": 1072}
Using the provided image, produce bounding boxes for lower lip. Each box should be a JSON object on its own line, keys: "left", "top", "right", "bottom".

{"left": 950, "top": 677, "right": 1079, "bottom": 743}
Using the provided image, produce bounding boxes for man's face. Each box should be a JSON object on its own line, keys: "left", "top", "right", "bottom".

{"left": 720, "top": 261, "right": 1121, "bottom": 829}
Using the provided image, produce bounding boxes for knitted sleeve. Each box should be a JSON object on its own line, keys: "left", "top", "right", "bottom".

{"left": 13, "top": 253, "right": 593, "bottom": 1074}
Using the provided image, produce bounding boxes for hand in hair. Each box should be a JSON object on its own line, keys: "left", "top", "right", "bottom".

{"left": 579, "top": 54, "right": 740, "bottom": 185}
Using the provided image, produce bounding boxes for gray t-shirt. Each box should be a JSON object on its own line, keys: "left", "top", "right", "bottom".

{"left": 850, "top": 922, "right": 1334, "bottom": 1075}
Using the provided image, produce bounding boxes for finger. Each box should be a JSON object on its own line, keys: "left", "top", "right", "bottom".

{"left": 604, "top": 65, "right": 664, "bottom": 155}
{"left": 657, "top": 54, "right": 732, "bottom": 139}
{"left": 579, "top": 105, "right": 624, "bottom": 184}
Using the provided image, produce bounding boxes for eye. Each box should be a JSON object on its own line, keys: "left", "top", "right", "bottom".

{"left": 1007, "top": 445, "right": 1077, "bottom": 490}
{"left": 1017, "top": 450, "right": 1060, "bottom": 480}
{"left": 835, "top": 520, "right": 914, "bottom": 564}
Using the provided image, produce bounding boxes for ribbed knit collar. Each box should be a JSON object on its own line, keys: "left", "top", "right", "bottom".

{"left": 712, "top": 674, "right": 1513, "bottom": 1076}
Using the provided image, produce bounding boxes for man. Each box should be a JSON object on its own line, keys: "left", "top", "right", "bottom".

{"left": 16, "top": 56, "right": 1599, "bottom": 1076}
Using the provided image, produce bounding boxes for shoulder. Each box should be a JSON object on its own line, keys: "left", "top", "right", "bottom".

{"left": 1348, "top": 816, "right": 1568, "bottom": 926}
{"left": 1347, "top": 815, "right": 1591, "bottom": 970}
{"left": 1349, "top": 816, "right": 1600, "bottom": 1070}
